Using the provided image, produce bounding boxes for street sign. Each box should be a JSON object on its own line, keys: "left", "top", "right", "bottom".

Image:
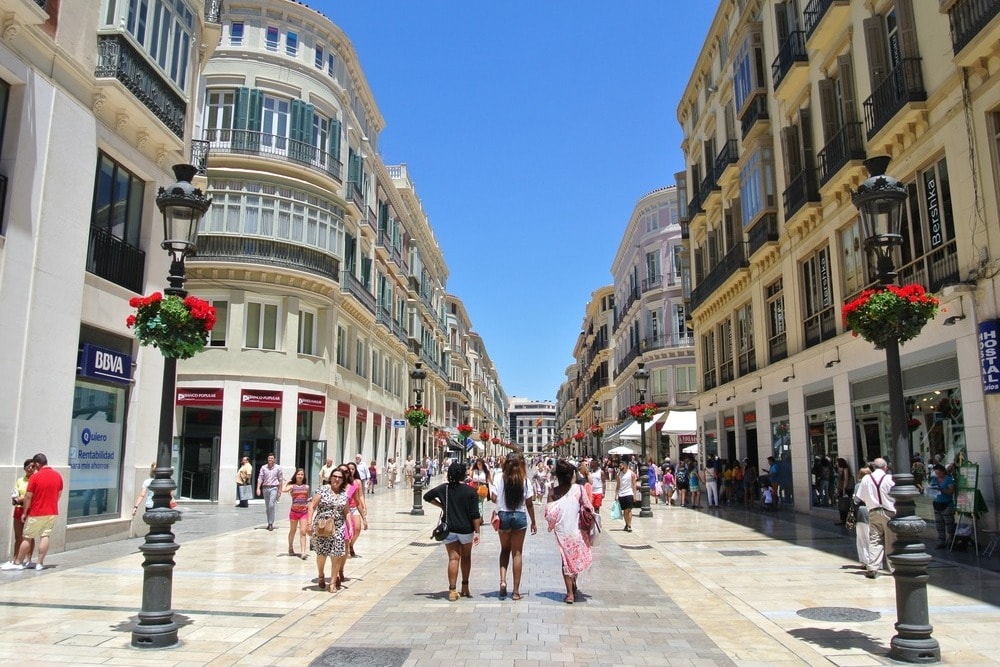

{"left": 392, "top": 419, "right": 407, "bottom": 429}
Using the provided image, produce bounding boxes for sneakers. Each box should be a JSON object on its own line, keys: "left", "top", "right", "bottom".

{"left": 1, "top": 561, "right": 25, "bottom": 571}
{"left": 34, "top": 563, "right": 44, "bottom": 571}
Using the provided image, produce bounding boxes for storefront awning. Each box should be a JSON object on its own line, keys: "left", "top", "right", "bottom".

{"left": 661, "top": 410, "right": 697, "bottom": 435}
{"left": 602, "top": 418, "right": 636, "bottom": 443}
{"left": 619, "top": 413, "right": 665, "bottom": 440}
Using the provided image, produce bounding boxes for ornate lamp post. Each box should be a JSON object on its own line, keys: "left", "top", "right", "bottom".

{"left": 409, "top": 362, "right": 426, "bottom": 516}
{"left": 633, "top": 361, "right": 652, "bottom": 518}
{"left": 853, "top": 156, "right": 939, "bottom": 662}
{"left": 460, "top": 401, "right": 471, "bottom": 462}
{"left": 132, "top": 164, "right": 211, "bottom": 649}
{"left": 592, "top": 401, "right": 603, "bottom": 457}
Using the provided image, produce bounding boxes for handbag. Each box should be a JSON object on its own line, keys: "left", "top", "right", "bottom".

{"left": 610, "top": 499, "right": 623, "bottom": 521}
{"left": 490, "top": 510, "right": 500, "bottom": 532}
{"left": 432, "top": 485, "right": 450, "bottom": 541}
{"left": 315, "top": 516, "right": 334, "bottom": 537}
{"left": 578, "top": 489, "right": 596, "bottom": 532}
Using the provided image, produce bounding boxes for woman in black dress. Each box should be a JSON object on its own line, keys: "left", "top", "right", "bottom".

{"left": 424, "top": 462, "right": 482, "bottom": 601}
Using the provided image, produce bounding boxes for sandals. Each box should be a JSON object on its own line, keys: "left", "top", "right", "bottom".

{"left": 499, "top": 583, "right": 507, "bottom": 600}
{"left": 511, "top": 592, "right": 523, "bottom": 601}
{"left": 332, "top": 576, "right": 342, "bottom": 591}
{"left": 563, "top": 595, "right": 574, "bottom": 604}
{"left": 288, "top": 548, "right": 295, "bottom": 556}
{"left": 460, "top": 580, "right": 472, "bottom": 598}
{"left": 317, "top": 575, "right": 326, "bottom": 590}
{"left": 447, "top": 588, "right": 460, "bottom": 601}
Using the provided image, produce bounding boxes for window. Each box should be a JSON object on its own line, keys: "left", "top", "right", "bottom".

{"left": 355, "top": 338, "right": 366, "bottom": 376}
{"left": 205, "top": 90, "right": 235, "bottom": 141}
{"left": 676, "top": 366, "right": 697, "bottom": 393}
{"left": 802, "top": 246, "right": 835, "bottom": 350}
{"left": 840, "top": 221, "right": 867, "bottom": 299}
{"left": 740, "top": 144, "right": 776, "bottom": 226}
{"left": 671, "top": 245, "right": 684, "bottom": 281}
{"left": 899, "top": 158, "right": 956, "bottom": 270}
{"left": 209, "top": 300, "right": 228, "bottom": 347}
{"left": 245, "top": 300, "right": 279, "bottom": 350}
{"left": 286, "top": 31, "right": 298, "bottom": 56}
{"left": 645, "top": 250, "right": 660, "bottom": 283}
{"left": 336, "top": 325, "right": 348, "bottom": 367}
{"left": 298, "top": 309, "right": 316, "bottom": 355}
{"left": 123, "top": 0, "right": 194, "bottom": 89}
{"left": 261, "top": 95, "right": 290, "bottom": 149}
{"left": 92, "top": 152, "right": 144, "bottom": 248}
{"left": 766, "top": 278, "right": 786, "bottom": 363}
{"left": 737, "top": 302, "right": 755, "bottom": 374}
{"left": 651, "top": 368, "right": 671, "bottom": 399}
{"left": 702, "top": 330, "right": 717, "bottom": 390}
{"left": 265, "top": 26, "right": 279, "bottom": 51}
{"left": 315, "top": 45, "right": 324, "bottom": 69}
{"left": 674, "top": 304, "right": 687, "bottom": 341}
{"left": 230, "top": 21, "right": 244, "bottom": 46}
{"left": 733, "top": 26, "right": 765, "bottom": 113}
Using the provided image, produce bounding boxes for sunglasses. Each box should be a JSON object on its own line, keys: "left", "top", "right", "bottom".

{"left": 331, "top": 474, "right": 344, "bottom": 479}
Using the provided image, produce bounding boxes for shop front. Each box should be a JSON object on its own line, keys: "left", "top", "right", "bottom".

{"left": 296, "top": 392, "right": 326, "bottom": 487}
{"left": 176, "top": 388, "right": 224, "bottom": 501}
{"left": 240, "top": 389, "right": 282, "bottom": 498}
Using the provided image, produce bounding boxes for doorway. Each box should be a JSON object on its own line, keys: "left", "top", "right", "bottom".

{"left": 179, "top": 436, "right": 219, "bottom": 500}
{"left": 296, "top": 439, "right": 327, "bottom": 488}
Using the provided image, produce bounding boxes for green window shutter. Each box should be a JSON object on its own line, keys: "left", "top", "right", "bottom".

{"left": 233, "top": 87, "right": 250, "bottom": 150}
{"left": 246, "top": 89, "right": 263, "bottom": 151}
{"left": 289, "top": 100, "right": 314, "bottom": 161}
{"left": 328, "top": 119, "right": 342, "bottom": 164}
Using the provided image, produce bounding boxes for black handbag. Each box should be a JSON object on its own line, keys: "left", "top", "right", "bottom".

{"left": 432, "top": 485, "right": 450, "bottom": 541}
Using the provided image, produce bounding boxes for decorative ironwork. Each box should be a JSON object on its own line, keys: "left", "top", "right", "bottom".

{"left": 863, "top": 58, "right": 927, "bottom": 140}
{"left": 948, "top": 0, "right": 1000, "bottom": 54}
{"left": 202, "top": 129, "right": 341, "bottom": 181}
{"left": 818, "top": 122, "right": 865, "bottom": 185}
{"left": 205, "top": 0, "right": 223, "bottom": 24}
{"left": 95, "top": 34, "right": 185, "bottom": 138}
{"left": 747, "top": 213, "right": 778, "bottom": 258}
{"left": 740, "top": 93, "right": 769, "bottom": 139}
{"left": 190, "top": 235, "right": 340, "bottom": 281}
{"left": 190, "top": 139, "right": 210, "bottom": 175}
{"left": 772, "top": 31, "right": 808, "bottom": 89}
{"left": 782, "top": 167, "right": 820, "bottom": 220}
{"left": 689, "top": 243, "right": 748, "bottom": 312}
{"left": 87, "top": 225, "right": 146, "bottom": 293}
{"left": 341, "top": 269, "right": 376, "bottom": 314}
{"left": 714, "top": 139, "right": 738, "bottom": 176}
{"left": 804, "top": 0, "right": 841, "bottom": 39}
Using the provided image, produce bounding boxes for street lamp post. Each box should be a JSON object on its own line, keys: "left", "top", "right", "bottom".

{"left": 409, "top": 362, "right": 426, "bottom": 516}
{"left": 132, "top": 164, "right": 211, "bottom": 649}
{"left": 460, "top": 402, "right": 471, "bottom": 463}
{"left": 592, "top": 401, "right": 603, "bottom": 457}
{"left": 633, "top": 361, "right": 652, "bottom": 518}
{"left": 574, "top": 418, "right": 582, "bottom": 458}
{"left": 853, "top": 156, "right": 939, "bottom": 663}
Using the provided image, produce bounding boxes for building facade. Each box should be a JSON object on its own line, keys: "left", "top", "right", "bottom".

{"left": 679, "top": 0, "right": 999, "bottom": 516}
{"left": 507, "top": 397, "right": 557, "bottom": 456}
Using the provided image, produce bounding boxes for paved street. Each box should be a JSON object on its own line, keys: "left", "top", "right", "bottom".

{"left": 1, "top": 485, "right": 998, "bottom": 665}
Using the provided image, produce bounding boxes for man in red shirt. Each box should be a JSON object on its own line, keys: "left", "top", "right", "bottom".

{"left": 15, "top": 453, "right": 63, "bottom": 571}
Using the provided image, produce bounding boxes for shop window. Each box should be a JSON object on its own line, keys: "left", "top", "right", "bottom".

{"left": 245, "top": 300, "right": 279, "bottom": 350}
{"left": 209, "top": 299, "right": 228, "bottom": 347}
{"left": 298, "top": 309, "right": 316, "bottom": 355}
{"left": 68, "top": 379, "right": 126, "bottom": 523}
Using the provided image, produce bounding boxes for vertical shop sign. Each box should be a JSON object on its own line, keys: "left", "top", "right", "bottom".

{"left": 978, "top": 320, "right": 1000, "bottom": 394}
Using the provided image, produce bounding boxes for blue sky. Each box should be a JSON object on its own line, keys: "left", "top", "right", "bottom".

{"left": 312, "top": 1, "right": 717, "bottom": 401}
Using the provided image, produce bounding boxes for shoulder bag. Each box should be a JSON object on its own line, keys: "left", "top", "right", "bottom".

{"left": 431, "top": 485, "right": 450, "bottom": 541}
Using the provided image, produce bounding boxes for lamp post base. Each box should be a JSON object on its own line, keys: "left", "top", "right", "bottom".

{"left": 411, "top": 476, "right": 424, "bottom": 515}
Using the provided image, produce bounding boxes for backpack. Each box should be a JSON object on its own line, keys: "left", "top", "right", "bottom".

{"left": 675, "top": 467, "right": 688, "bottom": 484}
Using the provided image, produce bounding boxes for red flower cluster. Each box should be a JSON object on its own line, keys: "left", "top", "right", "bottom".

{"left": 184, "top": 296, "right": 217, "bottom": 331}
{"left": 129, "top": 292, "right": 163, "bottom": 309}
{"left": 479, "top": 431, "right": 491, "bottom": 442}
{"left": 457, "top": 423, "right": 474, "bottom": 436}
{"left": 629, "top": 402, "right": 658, "bottom": 422}
{"left": 842, "top": 283, "right": 939, "bottom": 349}
{"left": 572, "top": 431, "right": 585, "bottom": 442}
{"left": 491, "top": 437, "right": 500, "bottom": 444}
{"left": 589, "top": 424, "right": 604, "bottom": 436}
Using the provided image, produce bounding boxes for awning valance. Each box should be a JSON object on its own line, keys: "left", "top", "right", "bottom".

{"left": 661, "top": 410, "right": 697, "bottom": 434}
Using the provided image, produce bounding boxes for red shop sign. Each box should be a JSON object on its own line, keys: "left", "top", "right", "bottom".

{"left": 744, "top": 411, "right": 757, "bottom": 424}
{"left": 678, "top": 434, "right": 698, "bottom": 444}
{"left": 176, "top": 388, "right": 224, "bottom": 406}
{"left": 337, "top": 401, "right": 351, "bottom": 418}
{"left": 723, "top": 416, "right": 735, "bottom": 428}
{"left": 297, "top": 393, "right": 326, "bottom": 412}
{"left": 241, "top": 389, "right": 282, "bottom": 409}
{"left": 356, "top": 407, "right": 368, "bottom": 422}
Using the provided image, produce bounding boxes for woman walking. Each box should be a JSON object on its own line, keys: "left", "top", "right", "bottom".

{"left": 545, "top": 459, "right": 593, "bottom": 604}
{"left": 471, "top": 458, "right": 490, "bottom": 516}
{"left": 344, "top": 461, "right": 368, "bottom": 559}
{"left": 615, "top": 460, "right": 637, "bottom": 531}
{"left": 835, "top": 458, "right": 855, "bottom": 525}
{"left": 306, "top": 468, "right": 349, "bottom": 591}
{"left": 689, "top": 462, "right": 703, "bottom": 509}
{"left": 283, "top": 468, "right": 310, "bottom": 558}
{"left": 424, "top": 462, "right": 482, "bottom": 601}
{"left": 490, "top": 456, "right": 537, "bottom": 600}
{"left": 929, "top": 464, "right": 956, "bottom": 548}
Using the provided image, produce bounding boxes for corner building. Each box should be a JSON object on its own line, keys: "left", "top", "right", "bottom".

{"left": 679, "top": 0, "right": 1000, "bottom": 516}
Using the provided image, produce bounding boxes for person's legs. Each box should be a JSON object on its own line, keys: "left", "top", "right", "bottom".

{"left": 287, "top": 518, "right": 298, "bottom": 553}
{"left": 264, "top": 487, "right": 277, "bottom": 526}
{"left": 10, "top": 512, "right": 23, "bottom": 562}
{"left": 331, "top": 554, "right": 347, "bottom": 589}
{"left": 497, "top": 529, "right": 511, "bottom": 594}
{"left": 562, "top": 570, "right": 575, "bottom": 603}
{"left": 866, "top": 511, "right": 887, "bottom": 576}
{"left": 508, "top": 528, "right": 527, "bottom": 596}
{"left": 459, "top": 542, "right": 473, "bottom": 593}
{"left": 297, "top": 517, "right": 308, "bottom": 555}
{"left": 34, "top": 535, "right": 50, "bottom": 567}
{"left": 707, "top": 481, "right": 718, "bottom": 507}
{"left": 856, "top": 521, "right": 871, "bottom": 566}
{"left": 315, "top": 554, "right": 328, "bottom": 588}
{"left": 623, "top": 506, "right": 632, "bottom": 530}
{"left": 445, "top": 542, "right": 461, "bottom": 598}
{"left": 348, "top": 512, "right": 361, "bottom": 557}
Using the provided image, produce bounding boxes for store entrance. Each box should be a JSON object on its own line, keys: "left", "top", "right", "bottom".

{"left": 179, "top": 436, "right": 219, "bottom": 500}
{"left": 296, "top": 439, "right": 327, "bottom": 488}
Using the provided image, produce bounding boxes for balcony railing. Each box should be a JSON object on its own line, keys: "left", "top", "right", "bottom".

{"left": 201, "top": 129, "right": 342, "bottom": 181}
{"left": 772, "top": 31, "right": 808, "bottom": 89}
{"left": 347, "top": 181, "right": 365, "bottom": 210}
{"left": 768, "top": 331, "right": 788, "bottom": 364}
{"left": 896, "top": 239, "right": 960, "bottom": 294}
{"left": 782, "top": 167, "right": 820, "bottom": 220}
{"left": 376, "top": 305, "right": 406, "bottom": 342}
{"left": 698, "top": 167, "right": 720, "bottom": 203}
{"left": 803, "top": 305, "right": 837, "bottom": 349}
{"left": 740, "top": 93, "right": 769, "bottom": 139}
{"left": 863, "top": 57, "right": 927, "bottom": 140}
{"left": 714, "top": 139, "right": 738, "bottom": 177}
{"left": 86, "top": 226, "right": 146, "bottom": 293}
{"left": 680, "top": 219, "right": 690, "bottom": 240}
{"left": 205, "top": 0, "right": 222, "bottom": 23}
{"left": 614, "top": 344, "right": 642, "bottom": 379}
{"left": 818, "top": 122, "right": 865, "bottom": 185}
{"left": 641, "top": 275, "right": 662, "bottom": 292}
{"left": 95, "top": 34, "right": 185, "bottom": 138}
{"left": 341, "top": 269, "right": 376, "bottom": 314}
{"left": 804, "top": 0, "right": 837, "bottom": 39}
{"left": 687, "top": 189, "right": 703, "bottom": 218}
{"left": 190, "top": 235, "right": 340, "bottom": 281}
{"left": 703, "top": 368, "right": 717, "bottom": 392}
{"left": 949, "top": 0, "right": 1000, "bottom": 54}
{"left": 642, "top": 332, "right": 695, "bottom": 351}
{"left": 747, "top": 213, "right": 779, "bottom": 258}
{"left": 613, "top": 285, "right": 641, "bottom": 331}
{"left": 689, "top": 243, "right": 749, "bottom": 312}
{"left": 191, "top": 139, "right": 210, "bottom": 175}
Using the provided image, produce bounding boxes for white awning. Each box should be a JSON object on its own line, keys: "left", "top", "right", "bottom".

{"left": 661, "top": 410, "right": 697, "bottom": 434}
{"left": 620, "top": 413, "right": 665, "bottom": 440}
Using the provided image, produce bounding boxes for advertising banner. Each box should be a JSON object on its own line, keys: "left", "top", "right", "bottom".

{"left": 69, "top": 416, "right": 121, "bottom": 489}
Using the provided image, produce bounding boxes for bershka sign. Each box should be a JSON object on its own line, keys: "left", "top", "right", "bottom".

{"left": 242, "top": 389, "right": 283, "bottom": 408}
{"left": 297, "top": 393, "right": 326, "bottom": 412}
{"left": 80, "top": 344, "right": 131, "bottom": 384}
{"left": 979, "top": 320, "right": 1000, "bottom": 394}
{"left": 176, "top": 388, "right": 224, "bottom": 405}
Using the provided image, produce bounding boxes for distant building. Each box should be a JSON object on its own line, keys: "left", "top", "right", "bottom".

{"left": 507, "top": 398, "right": 557, "bottom": 456}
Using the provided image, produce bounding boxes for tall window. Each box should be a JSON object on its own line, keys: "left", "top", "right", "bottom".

{"left": 898, "top": 157, "right": 956, "bottom": 285}
{"left": 261, "top": 96, "right": 290, "bottom": 149}
{"left": 123, "top": 0, "right": 194, "bottom": 89}
{"left": 92, "top": 152, "right": 144, "bottom": 247}
{"left": 265, "top": 26, "right": 280, "bottom": 51}
{"left": 298, "top": 309, "right": 316, "bottom": 355}
{"left": 702, "top": 330, "right": 717, "bottom": 390}
{"left": 802, "top": 245, "right": 835, "bottom": 347}
{"left": 766, "top": 278, "right": 786, "bottom": 363}
{"left": 676, "top": 366, "right": 697, "bottom": 394}
{"left": 840, "top": 222, "right": 867, "bottom": 300}
{"left": 737, "top": 302, "right": 755, "bottom": 374}
{"left": 209, "top": 299, "right": 228, "bottom": 347}
{"left": 229, "top": 21, "right": 244, "bottom": 46}
{"left": 315, "top": 45, "right": 324, "bottom": 69}
{"left": 645, "top": 250, "right": 660, "bottom": 283}
{"left": 205, "top": 90, "right": 235, "bottom": 140}
{"left": 335, "top": 325, "right": 348, "bottom": 367}
{"left": 246, "top": 301, "right": 279, "bottom": 350}
{"left": 740, "top": 144, "right": 776, "bottom": 225}
{"left": 285, "top": 31, "right": 298, "bottom": 57}
{"left": 354, "top": 338, "right": 366, "bottom": 376}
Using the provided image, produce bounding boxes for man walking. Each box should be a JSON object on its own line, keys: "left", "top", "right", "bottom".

{"left": 236, "top": 457, "right": 253, "bottom": 508}
{"left": 11, "top": 453, "right": 62, "bottom": 571}
{"left": 319, "top": 457, "right": 335, "bottom": 487}
{"left": 256, "top": 454, "right": 283, "bottom": 530}
{"left": 355, "top": 454, "right": 370, "bottom": 490}
{"left": 854, "top": 457, "right": 895, "bottom": 578}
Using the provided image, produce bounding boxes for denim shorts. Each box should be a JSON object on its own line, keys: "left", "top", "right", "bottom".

{"left": 498, "top": 510, "right": 528, "bottom": 531}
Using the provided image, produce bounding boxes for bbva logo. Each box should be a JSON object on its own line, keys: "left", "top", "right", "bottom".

{"left": 95, "top": 351, "right": 124, "bottom": 375}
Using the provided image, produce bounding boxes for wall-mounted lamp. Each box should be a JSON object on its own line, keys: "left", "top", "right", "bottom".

{"left": 725, "top": 390, "right": 736, "bottom": 402}
{"left": 782, "top": 373, "right": 795, "bottom": 383}
{"left": 943, "top": 296, "right": 966, "bottom": 326}
{"left": 750, "top": 380, "right": 763, "bottom": 393}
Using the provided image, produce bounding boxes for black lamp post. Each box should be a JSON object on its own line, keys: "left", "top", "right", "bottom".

{"left": 853, "top": 156, "right": 939, "bottom": 663}
{"left": 132, "top": 164, "right": 211, "bottom": 649}
{"left": 574, "top": 418, "right": 582, "bottom": 458}
{"left": 460, "top": 402, "right": 471, "bottom": 463}
{"left": 633, "top": 361, "right": 652, "bottom": 518}
{"left": 409, "top": 362, "right": 426, "bottom": 516}
{"left": 592, "top": 401, "right": 602, "bottom": 457}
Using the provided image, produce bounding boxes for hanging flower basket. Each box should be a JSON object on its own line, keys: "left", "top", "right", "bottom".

{"left": 589, "top": 424, "right": 604, "bottom": 437}
{"left": 127, "top": 292, "right": 216, "bottom": 359}
{"left": 491, "top": 437, "right": 500, "bottom": 445}
{"left": 479, "top": 431, "right": 491, "bottom": 443}
{"left": 405, "top": 406, "right": 430, "bottom": 427}
{"left": 629, "top": 402, "right": 658, "bottom": 423}
{"left": 457, "top": 424, "right": 474, "bottom": 438}
{"left": 572, "top": 431, "right": 585, "bottom": 442}
{"left": 842, "top": 284, "right": 939, "bottom": 350}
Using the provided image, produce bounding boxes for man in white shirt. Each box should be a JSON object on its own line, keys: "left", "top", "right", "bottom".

{"left": 854, "top": 457, "right": 895, "bottom": 578}
{"left": 355, "top": 454, "right": 370, "bottom": 490}
{"left": 318, "top": 458, "right": 335, "bottom": 487}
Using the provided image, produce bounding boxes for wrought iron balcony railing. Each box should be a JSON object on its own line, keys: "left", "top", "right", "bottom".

{"left": 86, "top": 226, "right": 146, "bottom": 293}
{"left": 740, "top": 93, "right": 769, "bottom": 139}
{"left": 948, "top": 0, "right": 1000, "bottom": 54}
{"left": 341, "top": 269, "right": 376, "bottom": 314}
{"left": 782, "top": 167, "right": 820, "bottom": 220}
{"left": 201, "top": 129, "right": 342, "bottom": 181}
{"left": 689, "top": 243, "right": 748, "bottom": 312}
{"left": 714, "top": 139, "right": 738, "bottom": 177}
{"left": 772, "top": 31, "right": 808, "bottom": 90}
{"left": 804, "top": 0, "right": 837, "bottom": 39}
{"left": 747, "top": 213, "right": 779, "bottom": 258}
{"left": 818, "top": 122, "right": 865, "bottom": 185}
{"left": 863, "top": 57, "right": 927, "bottom": 140}
{"left": 190, "top": 235, "right": 340, "bottom": 282}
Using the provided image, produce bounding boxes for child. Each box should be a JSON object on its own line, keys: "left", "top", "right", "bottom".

{"left": 761, "top": 485, "right": 775, "bottom": 511}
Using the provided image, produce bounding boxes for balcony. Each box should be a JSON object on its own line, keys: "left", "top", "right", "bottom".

{"left": 804, "top": 0, "right": 850, "bottom": 50}
{"left": 190, "top": 235, "right": 340, "bottom": 282}
{"left": 771, "top": 31, "right": 809, "bottom": 98}
{"left": 200, "top": 129, "right": 342, "bottom": 182}
{"left": 376, "top": 230, "right": 404, "bottom": 268}
{"left": 86, "top": 226, "right": 146, "bottom": 293}
{"left": 376, "top": 305, "right": 406, "bottom": 343}
{"left": 818, "top": 122, "right": 866, "bottom": 186}
{"left": 205, "top": 0, "right": 222, "bottom": 23}
{"left": 863, "top": 58, "right": 927, "bottom": 141}
{"left": 948, "top": 0, "right": 1000, "bottom": 57}
{"left": 896, "top": 239, "right": 960, "bottom": 294}
{"left": 698, "top": 167, "right": 721, "bottom": 210}
{"left": 346, "top": 181, "right": 365, "bottom": 212}
{"left": 714, "top": 139, "right": 739, "bottom": 187}
{"left": 803, "top": 305, "right": 837, "bottom": 349}
{"left": 687, "top": 189, "right": 703, "bottom": 219}
{"left": 191, "top": 139, "right": 209, "bottom": 175}
{"left": 641, "top": 275, "right": 662, "bottom": 293}
{"left": 689, "top": 242, "right": 749, "bottom": 313}
{"left": 642, "top": 331, "right": 695, "bottom": 352}
{"left": 747, "top": 213, "right": 779, "bottom": 258}
{"left": 341, "top": 270, "right": 376, "bottom": 314}
{"left": 782, "top": 167, "right": 820, "bottom": 220}
{"left": 612, "top": 285, "right": 641, "bottom": 331}
{"left": 95, "top": 34, "right": 185, "bottom": 139}
{"left": 613, "top": 344, "right": 642, "bottom": 380}
{"left": 740, "top": 93, "right": 770, "bottom": 140}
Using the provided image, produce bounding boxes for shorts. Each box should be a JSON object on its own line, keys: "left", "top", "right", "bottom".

{"left": 289, "top": 508, "right": 308, "bottom": 521}
{"left": 617, "top": 495, "right": 635, "bottom": 510}
{"left": 676, "top": 481, "right": 689, "bottom": 491}
{"left": 13, "top": 507, "right": 23, "bottom": 522}
{"left": 23, "top": 515, "right": 56, "bottom": 539}
{"left": 591, "top": 493, "right": 604, "bottom": 509}
{"left": 498, "top": 510, "right": 528, "bottom": 531}
{"left": 443, "top": 531, "right": 475, "bottom": 545}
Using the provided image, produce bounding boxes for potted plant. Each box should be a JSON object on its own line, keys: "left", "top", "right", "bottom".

{"left": 457, "top": 423, "right": 474, "bottom": 439}
{"left": 405, "top": 405, "right": 430, "bottom": 427}
{"left": 629, "top": 402, "right": 658, "bottom": 423}
{"left": 842, "top": 283, "right": 940, "bottom": 350}
{"left": 589, "top": 424, "right": 604, "bottom": 437}
{"left": 479, "top": 431, "right": 491, "bottom": 443}
{"left": 127, "top": 292, "right": 217, "bottom": 359}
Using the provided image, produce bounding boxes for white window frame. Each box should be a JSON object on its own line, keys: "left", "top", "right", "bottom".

{"left": 245, "top": 298, "right": 282, "bottom": 351}
{"left": 297, "top": 308, "right": 317, "bottom": 356}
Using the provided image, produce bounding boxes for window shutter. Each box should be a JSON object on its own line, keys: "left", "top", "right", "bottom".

{"left": 863, "top": 15, "right": 890, "bottom": 89}
{"left": 818, "top": 79, "right": 839, "bottom": 145}
{"left": 781, "top": 124, "right": 801, "bottom": 180}
{"left": 234, "top": 87, "right": 250, "bottom": 130}
{"left": 328, "top": 119, "right": 342, "bottom": 164}
{"left": 895, "top": 0, "right": 920, "bottom": 61}
{"left": 798, "top": 107, "right": 815, "bottom": 175}
{"left": 247, "top": 89, "right": 263, "bottom": 131}
{"left": 837, "top": 54, "right": 859, "bottom": 124}
{"left": 774, "top": 2, "right": 789, "bottom": 47}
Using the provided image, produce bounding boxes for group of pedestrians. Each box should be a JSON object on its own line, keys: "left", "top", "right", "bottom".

{"left": 4, "top": 453, "right": 63, "bottom": 572}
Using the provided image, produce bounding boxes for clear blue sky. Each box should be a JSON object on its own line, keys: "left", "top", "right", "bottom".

{"left": 312, "top": 1, "right": 717, "bottom": 401}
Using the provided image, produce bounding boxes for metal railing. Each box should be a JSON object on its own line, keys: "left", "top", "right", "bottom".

{"left": 768, "top": 332, "right": 788, "bottom": 364}
{"left": 698, "top": 167, "right": 720, "bottom": 204}
{"left": 340, "top": 269, "right": 376, "bottom": 314}
{"left": 896, "top": 240, "right": 960, "bottom": 293}
{"left": 641, "top": 275, "right": 662, "bottom": 292}
{"left": 191, "top": 139, "right": 210, "bottom": 175}
{"left": 613, "top": 344, "right": 642, "bottom": 379}
{"left": 804, "top": 0, "right": 839, "bottom": 39}
{"left": 739, "top": 348, "right": 757, "bottom": 375}
{"left": 863, "top": 57, "right": 927, "bottom": 140}
{"left": 689, "top": 242, "right": 748, "bottom": 312}
{"left": 190, "top": 235, "right": 340, "bottom": 281}
{"left": 782, "top": 167, "right": 820, "bottom": 220}
{"left": 740, "top": 93, "right": 769, "bottom": 139}
{"left": 948, "top": 0, "right": 1000, "bottom": 54}
{"left": 772, "top": 31, "right": 808, "bottom": 89}
{"left": 86, "top": 226, "right": 146, "bottom": 293}
{"left": 346, "top": 181, "right": 365, "bottom": 210}
{"left": 719, "top": 359, "right": 734, "bottom": 385}
{"left": 714, "top": 139, "right": 738, "bottom": 177}
{"left": 703, "top": 368, "right": 717, "bottom": 392}
{"left": 687, "top": 189, "right": 703, "bottom": 218}
{"left": 642, "top": 332, "right": 694, "bottom": 351}
{"left": 613, "top": 285, "right": 641, "bottom": 331}
{"left": 95, "top": 34, "right": 186, "bottom": 138}
{"left": 818, "top": 122, "right": 865, "bottom": 185}
{"left": 376, "top": 305, "right": 406, "bottom": 341}
{"left": 205, "top": 0, "right": 222, "bottom": 23}
{"left": 747, "top": 213, "right": 778, "bottom": 258}
{"left": 201, "top": 128, "right": 342, "bottom": 181}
